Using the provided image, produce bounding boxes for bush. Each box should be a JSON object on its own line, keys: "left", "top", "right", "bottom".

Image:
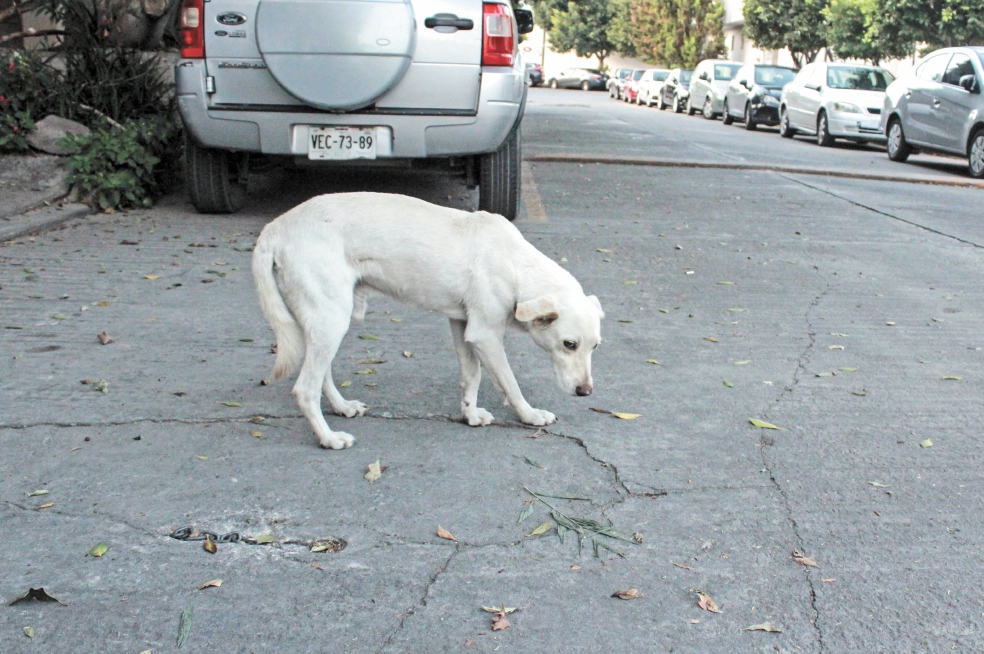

{"left": 0, "top": 49, "right": 63, "bottom": 152}
{"left": 58, "top": 115, "right": 179, "bottom": 210}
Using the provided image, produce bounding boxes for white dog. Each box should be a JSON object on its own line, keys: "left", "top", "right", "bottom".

{"left": 252, "top": 192, "right": 604, "bottom": 449}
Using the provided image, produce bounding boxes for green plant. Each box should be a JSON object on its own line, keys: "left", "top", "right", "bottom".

{"left": 59, "top": 116, "right": 178, "bottom": 210}
{"left": 0, "top": 49, "right": 62, "bottom": 152}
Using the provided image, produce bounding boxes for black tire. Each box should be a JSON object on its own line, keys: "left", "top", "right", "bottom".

{"left": 185, "top": 134, "right": 247, "bottom": 214}
{"left": 702, "top": 97, "right": 715, "bottom": 119}
{"left": 722, "top": 99, "right": 734, "bottom": 125}
{"left": 686, "top": 97, "right": 696, "bottom": 115}
{"left": 479, "top": 128, "right": 520, "bottom": 221}
{"left": 779, "top": 107, "right": 795, "bottom": 138}
{"left": 968, "top": 128, "right": 984, "bottom": 178}
{"left": 886, "top": 118, "right": 912, "bottom": 162}
{"left": 673, "top": 94, "right": 683, "bottom": 114}
{"left": 816, "top": 111, "right": 835, "bottom": 146}
{"left": 743, "top": 103, "right": 757, "bottom": 130}
{"left": 581, "top": 80, "right": 590, "bottom": 91}
{"left": 549, "top": 79, "right": 558, "bottom": 89}
{"left": 657, "top": 93, "right": 667, "bottom": 110}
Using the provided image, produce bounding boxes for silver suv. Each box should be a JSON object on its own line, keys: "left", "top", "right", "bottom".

{"left": 881, "top": 47, "right": 984, "bottom": 179}
{"left": 175, "top": 0, "right": 533, "bottom": 218}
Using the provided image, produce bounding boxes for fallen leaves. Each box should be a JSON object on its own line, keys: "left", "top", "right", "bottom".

{"left": 37, "top": 502, "right": 54, "bottom": 510}
{"left": 250, "top": 416, "right": 265, "bottom": 423}
{"left": 743, "top": 622, "right": 782, "bottom": 633}
{"left": 88, "top": 543, "right": 109, "bottom": 557}
{"left": 196, "top": 579, "right": 221, "bottom": 590}
{"left": 828, "top": 344, "right": 845, "bottom": 350}
{"left": 249, "top": 430, "right": 262, "bottom": 439}
{"left": 695, "top": 591, "right": 722, "bottom": 614}
{"left": 491, "top": 612, "right": 511, "bottom": 631}
{"left": 365, "top": 460, "right": 382, "bottom": 483}
{"left": 177, "top": 602, "right": 194, "bottom": 648}
{"left": 311, "top": 561, "right": 324, "bottom": 571}
{"left": 723, "top": 380, "right": 734, "bottom": 387}
{"left": 144, "top": 274, "right": 160, "bottom": 280}
{"left": 868, "top": 481, "right": 889, "bottom": 488}
{"left": 942, "top": 376, "right": 962, "bottom": 381}
{"left": 527, "top": 428, "right": 543, "bottom": 439}
{"left": 612, "top": 588, "right": 643, "bottom": 600}
{"left": 703, "top": 336, "right": 718, "bottom": 343}
{"left": 253, "top": 534, "right": 278, "bottom": 544}
{"left": 518, "top": 503, "right": 534, "bottom": 524}
{"left": 402, "top": 351, "right": 413, "bottom": 358}
{"left": 203, "top": 535, "right": 217, "bottom": 554}
{"left": 672, "top": 562, "right": 692, "bottom": 570}
{"left": 26, "top": 489, "right": 49, "bottom": 497}
{"left": 359, "top": 334, "right": 381, "bottom": 341}
{"left": 733, "top": 360, "right": 750, "bottom": 366}
{"left": 646, "top": 359, "right": 660, "bottom": 365}
{"left": 792, "top": 549, "right": 818, "bottom": 567}
{"left": 97, "top": 332, "right": 114, "bottom": 345}
{"left": 920, "top": 438, "right": 933, "bottom": 448}
{"left": 839, "top": 367, "right": 858, "bottom": 372}
{"left": 437, "top": 526, "right": 456, "bottom": 541}
{"left": 311, "top": 539, "right": 345, "bottom": 553}
{"left": 24, "top": 626, "right": 34, "bottom": 638}
{"left": 81, "top": 379, "right": 109, "bottom": 394}
{"left": 613, "top": 412, "right": 642, "bottom": 420}
{"left": 749, "top": 418, "right": 782, "bottom": 430}
{"left": 526, "top": 522, "right": 553, "bottom": 537}
{"left": 355, "top": 368, "right": 377, "bottom": 375}
{"left": 219, "top": 401, "right": 242, "bottom": 407}
{"left": 8, "top": 587, "right": 66, "bottom": 606}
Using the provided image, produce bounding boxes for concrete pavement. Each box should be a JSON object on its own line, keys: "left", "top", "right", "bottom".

{"left": 1, "top": 89, "right": 983, "bottom": 652}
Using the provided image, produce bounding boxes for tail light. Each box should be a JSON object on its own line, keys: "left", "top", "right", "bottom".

{"left": 180, "top": 0, "right": 204, "bottom": 59}
{"left": 482, "top": 3, "right": 514, "bottom": 67}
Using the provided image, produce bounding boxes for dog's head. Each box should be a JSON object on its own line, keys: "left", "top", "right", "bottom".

{"left": 515, "top": 293, "right": 604, "bottom": 396}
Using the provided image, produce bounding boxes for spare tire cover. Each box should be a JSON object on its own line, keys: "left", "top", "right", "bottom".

{"left": 256, "top": 0, "right": 414, "bottom": 111}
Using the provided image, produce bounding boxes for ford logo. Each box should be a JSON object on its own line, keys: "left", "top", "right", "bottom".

{"left": 217, "top": 12, "right": 246, "bottom": 26}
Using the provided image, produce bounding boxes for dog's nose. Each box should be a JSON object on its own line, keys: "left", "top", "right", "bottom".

{"left": 575, "top": 384, "right": 592, "bottom": 396}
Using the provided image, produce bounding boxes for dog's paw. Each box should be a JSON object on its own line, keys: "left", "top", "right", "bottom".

{"left": 334, "top": 399, "right": 368, "bottom": 418}
{"left": 319, "top": 431, "right": 355, "bottom": 450}
{"left": 522, "top": 408, "right": 557, "bottom": 426}
{"left": 463, "top": 406, "right": 494, "bottom": 427}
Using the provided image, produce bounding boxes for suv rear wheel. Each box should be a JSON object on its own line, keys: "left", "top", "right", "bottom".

{"left": 185, "top": 135, "right": 247, "bottom": 214}
{"left": 479, "top": 128, "right": 520, "bottom": 221}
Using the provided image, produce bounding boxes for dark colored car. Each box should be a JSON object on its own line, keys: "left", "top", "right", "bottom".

{"left": 525, "top": 61, "right": 543, "bottom": 87}
{"left": 547, "top": 68, "right": 609, "bottom": 91}
{"left": 722, "top": 64, "right": 799, "bottom": 129}
{"left": 658, "top": 68, "right": 693, "bottom": 112}
{"left": 609, "top": 67, "right": 634, "bottom": 98}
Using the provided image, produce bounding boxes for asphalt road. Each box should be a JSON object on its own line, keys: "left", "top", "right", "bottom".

{"left": 1, "top": 87, "right": 983, "bottom": 652}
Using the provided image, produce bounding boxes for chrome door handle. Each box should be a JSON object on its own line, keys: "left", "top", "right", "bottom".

{"left": 933, "top": 98, "right": 941, "bottom": 107}
{"left": 904, "top": 91, "right": 912, "bottom": 98}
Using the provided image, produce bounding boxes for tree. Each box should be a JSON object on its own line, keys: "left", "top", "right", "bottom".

{"left": 743, "top": 0, "right": 828, "bottom": 66}
{"left": 630, "top": 0, "right": 726, "bottom": 68}
{"left": 879, "top": 0, "right": 984, "bottom": 50}
{"left": 546, "top": 0, "right": 618, "bottom": 69}
{"left": 824, "top": 0, "right": 913, "bottom": 64}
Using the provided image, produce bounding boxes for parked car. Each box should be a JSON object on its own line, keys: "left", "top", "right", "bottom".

{"left": 609, "top": 67, "right": 634, "bottom": 98}
{"left": 881, "top": 47, "right": 984, "bottom": 178}
{"left": 780, "top": 63, "right": 893, "bottom": 145}
{"left": 688, "top": 60, "right": 742, "bottom": 118}
{"left": 525, "top": 61, "right": 543, "bottom": 87}
{"left": 622, "top": 69, "right": 645, "bottom": 103}
{"left": 658, "top": 68, "right": 693, "bottom": 112}
{"left": 722, "top": 64, "right": 798, "bottom": 129}
{"left": 176, "top": 1, "right": 533, "bottom": 219}
{"left": 547, "top": 68, "right": 608, "bottom": 91}
{"left": 636, "top": 68, "right": 671, "bottom": 106}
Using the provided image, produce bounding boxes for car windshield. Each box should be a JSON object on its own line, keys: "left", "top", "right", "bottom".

{"left": 654, "top": 71, "right": 670, "bottom": 81}
{"left": 632, "top": 70, "right": 644, "bottom": 80}
{"left": 679, "top": 71, "right": 693, "bottom": 85}
{"left": 714, "top": 64, "right": 742, "bottom": 80}
{"left": 619, "top": 69, "right": 632, "bottom": 79}
{"left": 827, "top": 66, "right": 894, "bottom": 90}
{"left": 754, "top": 67, "right": 797, "bottom": 88}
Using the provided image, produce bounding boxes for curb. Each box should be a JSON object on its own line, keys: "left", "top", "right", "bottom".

{"left": 0, "top": 203, "right": 92, "bottom": 242}
{"left": 525, "top": 154, "right": 984, "bottom": 189}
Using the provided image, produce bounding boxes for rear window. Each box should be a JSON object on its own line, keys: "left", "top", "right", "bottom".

{"left": 827, "top": 66, "right": 894, "bottom": 90}
{"left": 585, "top": 69, "right": 603, "bottom": 75}
{"left": 679, "top": 71, "right": 693, "bottom": 85}
{"left": 654, "top": 71, "right": 669, "bottom": 81}
{"left": 632, "top": 70, "right": 644, "bottom": 80}
{"left": 754, "top": 67, "right": 797, "bottom": 88}
{"left": 714, "top": 64, "right": 741, "bottom": 80}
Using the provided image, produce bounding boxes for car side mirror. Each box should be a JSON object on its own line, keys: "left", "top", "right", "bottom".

{"left": 959, "top": 74, "right": 979, "bottom": 93}
{"left": 739, "top": 80, "right": 749, "bottom": 89}
{"left": 515, "top": 9, "right": 534, "bottom": 34}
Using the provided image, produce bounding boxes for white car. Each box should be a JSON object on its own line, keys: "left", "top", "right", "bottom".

{"left": 779, "top": 63, "right": 895, "bottom": 146}
{"left": 636, "top": 69, "right": 671, "bottom": 107}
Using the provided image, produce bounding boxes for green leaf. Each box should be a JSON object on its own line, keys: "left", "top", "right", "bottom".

{"left": 919, "top": 438, "right": 933, "bottom": 448}
{"left": 749, "top": 418, "right": 782, "bottom": 430}
{"left": 219, "top": 401, "right": 242, "bottom": 407}
{"left": 733, "top": 360, "right": 751, "bottom": 366}
{"left": 723, "top": 380, "right": 733, "bottom": 387}
{"left": 742, "top": 622, "right": 782, "bottom": 632}
{"left": 27, "top": 489, "right": 49, "bottom": 497}
{"left": 89, "top": 542, "right": 109, "bottom": 557}
{"left": 518, "top": 503, "right": 534, "bottom": 524}
{"left": 838, "top": 367, "right": 858, "bottom": 372}
{"left": 728, "top": 308, "right": 745, "bottom": 312}
{"left": 527, "top": 522, "right": 553, "bottom": 536}
{"left": 359, "top": 334, "right": 381, "bottom": 341}
{"left": 523, "top": 456, "right": 544, "bottom": 469}
{"left": 177, "top": 601, "right": 194, "bottom": 647}
{"left": 254, "top": 534, "right": 278, "bottom": 544}
{"left": 355, "top": 368, "right": 377, "bottom": 375}
{"left": 24, "top": 626, "right": 34, "bottom": 639}
{"left": 717, "top": 281, "right": 735, "bottom": 285}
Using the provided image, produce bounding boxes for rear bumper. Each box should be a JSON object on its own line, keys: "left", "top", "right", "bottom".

{"left": 175, "top": 60, "right": 525, "bottom": 157}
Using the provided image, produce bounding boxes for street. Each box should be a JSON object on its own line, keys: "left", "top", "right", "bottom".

{"left": 2, "top": 86, "right": 983, "bottom": 652}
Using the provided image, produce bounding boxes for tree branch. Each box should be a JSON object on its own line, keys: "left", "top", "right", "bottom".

{"left": 0, "top": 0, "right": 38, "bottom": 25}
{"left": 0, "top": 28, "right": 65, "bottom": 46}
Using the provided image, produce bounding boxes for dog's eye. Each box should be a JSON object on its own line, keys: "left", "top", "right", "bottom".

{"left": 563, "top": 340, "right": 578, "bottom": 351}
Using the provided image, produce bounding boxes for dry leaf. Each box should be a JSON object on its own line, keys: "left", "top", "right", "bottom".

{"left": 673, "top": 562, "right": 692, "bottom": 570}
{"left": 646, "top": 359, "right": 660, "bottom": 364}
{"left": 250, "top": 416, "right": 265, "bottom": 423}
{"left": 816, "top": 371, "right": 836, "bottom": 377}
{"left": 571, "top": 566, "right": 581, "bottom": 571}
{"left": 37, "top": 502, "right": 54, "bottom": 510}
{"left": 839, "top": 367, "right": 858, "bottom": 372}
{"left": 403, "top": 351, "right": 413, "bottom": 358}
{"left": 365, "top": 460, "right": 382, "bottom": 483}
{"left": 144, "top": 275, "right": 160, "bottom": 280}
{"left": 359, "top": 334, "right": 381, "bottom": 341}
{"left": 612, "top": 588, "right": 643, "bottom": 600}
{"left": 196, "top": 455, "right": 208, "bottom": 460}
{"left": 219, "top": 401, "right": 241, "bottom": 407}
{"left": 613, "top": 412, "right": 642, "bottom": 420}
{"left": 196, "top": 579, "right": 222, "bottom": 590}
{"left": 97, "top": 332, "right": 114, "bottom": 345}
{"left": 793, "top": 553, "right": 817, "bottom": 568}
{"left": 89, "top": 543, "right": 109, "bottom": 557}
{"left": 589, "top": 407, "right": 612, "bottom": 414}
{"left": 821, "top": 578, "right": 835, "bottom": 583}
{"left": 526, "top": 522, "right": 553, "bottom": 537}
{"left": 690, "top": 619, "right": 700, "bottom": 624}
{"left": 481, "top": 605, "right": 519, "bottom": 614}
{"left": 26, "top": 490, "right": 49, "bottom": 497}
{"left": 203, "top": 535, "right": 217, "bottom": 554}
{"left": 942, "top": 376, "right": 962, "bottom": 381}
{"left": 886, "top": 321, "right": 895, "bottom": 326}
{"left": 249, "top": 430, "right": 262, "bottom": 438}
{"left": 340, "top": 380, "right": 352, "bottom": 387}
{"left": 597, "top": 248, "right": 613, "bottom": 253}
{"left": 828, "top": 344, "right": 845, "bottom": 350}
{"left": 359, "top": 359, "right": 386, "bottom": 364}
{"left": 920, "top": 438, "right": 933, "bottom": 448}
{"left": 311, "top": 561, "right": 324, "bottom": 571}
{"left": 633, "top": 533, "right": 644, "bottom": 543}
{"left": 253, "top": 534, "right": 278, "bottom": 544}
{"left": 697, "top": 593, "right": 722, "bottom": 614}
{"left": 355, "top": 368, "right": 377, "bottom": 375}
{"left": 733, "top": 360, "right": 750, "bottom": 366}
{"left": 749, "top": 418, "right": 782, "bottom": 430}
{"left": 742, "top": 622, "right": 782, "bottom": 632}
{"left": 527, "top": 428, "right": 543, "bottom": 439}
{"left": 8, "top": 587, "right": 67, "bottom": 605}
{"left": 491, "top": 613, "right": 511, "bottom": 631}
{"left": 436, "top": 526, "right": 456, "bottom": 541}
{"left": 24, "top": 626, "right": 34, "bottom": 638}
{"left": 704, "top": 337, "right": 718, "bottom": 343}
{"left": 717, "top": 281, "right": 735, "bottom": 285}
{"left": 868, "top": 481, "right": 889, "bottom": 488}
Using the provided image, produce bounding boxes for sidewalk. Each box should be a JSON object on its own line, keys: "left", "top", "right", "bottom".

{"left": 0, "top": 153, "right": 90, "bottom": 242}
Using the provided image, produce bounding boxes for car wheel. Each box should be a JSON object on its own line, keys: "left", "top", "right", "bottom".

{"left": 816, "top": 111, "right": 835, "bottom": 146}
{"left": 657, "top": 93, "right": 667, "bottom": 110}
{"left": 722, "top": 99, "right": 734, "bottom": 125}
{"left": 479, "top": 127, "right": 520, "bottom": 221}
{"left": 779, "top": 107, "right": 795, "bottom": 138}
{"left": 886, "top": 119, "right": 911, "bottom": 162}
{"left": 549, "top": 79, "right": 558, "bottom": 89}
{"left": 686, "top": 97, "right": 696, "bottom": 115}
{"left": 581, "top": 80, "right": 590, "bottom": 91}
{"left": 185, "top": 134, "right": 247, "bottom": 214}
{"left": 743, "top": 103, "right": 757, "bottom": 130}
{"left": 673, "top": 94, "right": 683, "bottom": 114}
{"left": 968, "top": 128, "right": 984, "bottom": 178}
{"left": 702, "top": 97, "right": 715, "bottom": 119}
{"left": 609, "top": 85, "right": 616, "bottom": 98}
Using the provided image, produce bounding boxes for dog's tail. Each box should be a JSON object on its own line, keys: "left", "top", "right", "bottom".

{"left": 252, "top": 226, "right": 304, "bottom": 380}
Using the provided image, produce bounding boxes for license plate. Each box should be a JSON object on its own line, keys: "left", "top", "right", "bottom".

{"left": 307, "top": 126, "right": 376, "bottom": 160}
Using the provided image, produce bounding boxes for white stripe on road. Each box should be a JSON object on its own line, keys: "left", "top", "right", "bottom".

{"left": 521, "top": 161, "right": 548, "bottom": 223}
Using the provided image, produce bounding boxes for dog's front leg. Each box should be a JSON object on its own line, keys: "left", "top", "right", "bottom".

{"left": 465, "top": 325, "right": 556, "bottom": 427}
{"left": 450, "top": 319, "right": 494, "bottom": 426}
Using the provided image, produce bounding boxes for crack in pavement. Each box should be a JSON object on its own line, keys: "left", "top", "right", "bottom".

{"left": 778, "top": 172, "right": 984, "bottom": 249}
{"left": 376, "top": 547, "right": 459, "bottom": 653}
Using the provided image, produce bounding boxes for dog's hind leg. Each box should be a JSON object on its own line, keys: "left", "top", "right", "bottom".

{"left": 450, "top": 319, "right": 494, "bottom": 426}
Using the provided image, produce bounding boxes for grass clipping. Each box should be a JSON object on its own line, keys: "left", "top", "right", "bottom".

{"left": 523, "top": 487, "right": 638, "bottom": 558}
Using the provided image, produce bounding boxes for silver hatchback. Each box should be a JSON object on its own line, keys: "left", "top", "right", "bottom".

{"left": 881, "top": 47, "right": 984, "bottom": 178}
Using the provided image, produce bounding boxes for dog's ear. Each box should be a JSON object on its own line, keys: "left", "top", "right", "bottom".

{"left": 587, "top": 294, "right": 605, "bottom": 319}
{"left": 515, "top": 296, "right": 558, "bottom": 326}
